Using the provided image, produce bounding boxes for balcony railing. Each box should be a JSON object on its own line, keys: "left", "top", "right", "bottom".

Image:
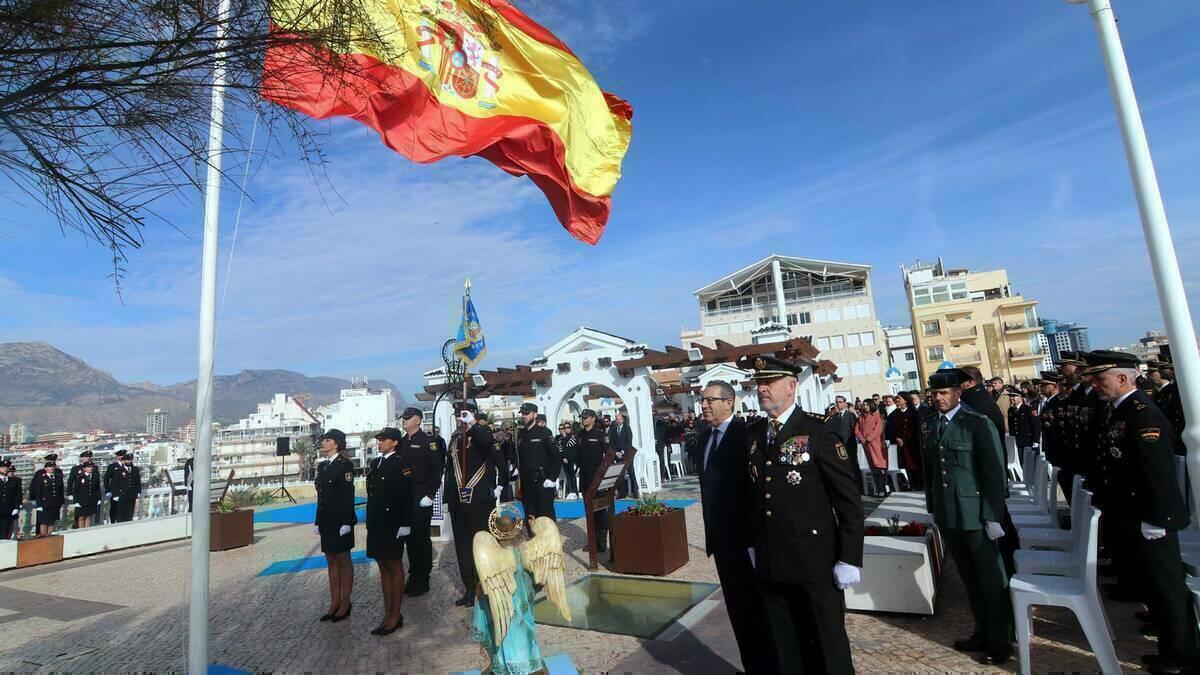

{"left": 1004, "top": 322, "right": 1040, "bottom": 334}
{"left": 948, "top": 350, "right": 983, "bottom": 364}
{"left": 1008, "top": 349, "right": 1045, "bottom": 361}
{"left": 948, "top": 326, "right": 978, "bottom": 339}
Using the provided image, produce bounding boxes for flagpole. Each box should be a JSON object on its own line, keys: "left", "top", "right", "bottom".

{"left": 1070, "top": 0, "right": 1200, "bottom": 512}
{"left": 190, "top": 0, "right": 232, "bottom": 669}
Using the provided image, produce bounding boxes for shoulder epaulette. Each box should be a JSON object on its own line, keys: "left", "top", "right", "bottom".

{"left": 958, "top": 407, "right": 987, "bottom": 419}
{"left": 806, "top": 411, "right": 829, "bottom": 423}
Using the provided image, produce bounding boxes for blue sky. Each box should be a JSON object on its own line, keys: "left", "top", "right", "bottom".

{"left": 2, "top": 0, "right": 1199, "bottom": 396}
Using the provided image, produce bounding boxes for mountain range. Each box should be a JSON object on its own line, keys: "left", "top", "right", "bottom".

{"left": 0, "top": 342, "right": 404, "bottom": 435}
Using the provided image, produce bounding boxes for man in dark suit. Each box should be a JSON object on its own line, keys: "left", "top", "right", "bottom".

{"left": 697, "top": 380, "right": 776, "bottom": 674}
{"left": 398, "top": 407, "right": 443, "bottom": 597}
{"left": 443, "top": 404, "right": 506, "bottom": 607}
{"left": 1005, "top": 387, "right": 1040, "bottom": 453}
{"left": 514, "top": 402, "right": 560, "bottom": 523}
{"left": 739, "top": 355, "right": 864, "bottom": 674}
{"left": 1151, "top": 359, "right": 1186, "bottom": 455}
{"left": 607, "top": 411, "right": 636, "bottom": 497}
{"left": 827, "top": 396, "right": 858, "bottom": 462}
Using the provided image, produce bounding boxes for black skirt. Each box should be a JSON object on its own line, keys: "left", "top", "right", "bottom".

{"left": 365, "top": 525, "right": 404, "bottom": 560}
{"left": 36, "top": 503, "right": 62, "bottom": 526}
{"left": 74, "top": 504, "right": 98, "bottom": 518}
{"left": 320, "top": 527, "right": 354, "bottom": 555}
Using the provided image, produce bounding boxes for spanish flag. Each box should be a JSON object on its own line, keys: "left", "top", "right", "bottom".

{"left": 262, "top": 0, "right": 633, "bottom": 244}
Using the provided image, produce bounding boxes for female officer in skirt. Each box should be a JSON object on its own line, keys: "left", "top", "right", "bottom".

{"left": 315, "top": 429, "right": 357, "bottom": 623}
{"left": 366, "top": 427, "right": 414, "bottom": 636}
{"left": 30, "top": 454, "right": 65, "bottom": 537}
{"left": 71, "top": 460, "right": 102, "bottom": 528}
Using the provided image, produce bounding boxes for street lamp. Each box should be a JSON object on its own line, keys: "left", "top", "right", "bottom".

{"left": 1066, "top": 0, "right": 1200, "bottom": 514}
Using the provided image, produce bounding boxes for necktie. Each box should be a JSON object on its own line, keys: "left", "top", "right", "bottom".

{"left": 936, "top": 415, "right": 948, "bottom": 439}
{"left": 704, "top": 428, "right": 721, "bottom": 471}
{"left": 768, "top": 420, "right": 782, "bottom": 445}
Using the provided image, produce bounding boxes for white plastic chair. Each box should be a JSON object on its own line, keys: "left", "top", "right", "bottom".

{"left": 667, "top": 444, "right": 685, "bottom": 480}
{"left": 1018, "top": 475, "right": 1086, "bottom": 552}
{"left": 1010, "top": 505, "right": 1119, "bottom": 675}
{"left": 1005, "top": 436, "right": 1024, "bottom": 482}
{"left": 1011, "top": 466, "right": 1061, "bottom": 530}
{"left": 1009, "top": 452, "right": 1043, "bottom": 499}
{"left": 1015, "top": 481, "right": 1090, "bottom": 574}
{"left": 1009, "top": 460, "right": 1050, "bottom": 514}
{"left": 885, "top": 443, "right": 909, "bottom": 492}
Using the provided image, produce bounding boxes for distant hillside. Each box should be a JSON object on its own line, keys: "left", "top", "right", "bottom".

{"left": 0, "top": 342, "right": 404, "bottom": 434}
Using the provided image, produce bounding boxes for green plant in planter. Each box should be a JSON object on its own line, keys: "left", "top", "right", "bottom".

{"left": 625, "top": 495, "right": 672, "bottom": 517}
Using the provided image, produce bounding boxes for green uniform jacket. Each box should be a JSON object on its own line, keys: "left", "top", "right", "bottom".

{"left": 920, "top": 405, "right": 1007, "bottom": 531}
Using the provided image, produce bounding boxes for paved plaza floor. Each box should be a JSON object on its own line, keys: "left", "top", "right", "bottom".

{"left": 0, "top": 478, "right": 1168, "bottom": 673}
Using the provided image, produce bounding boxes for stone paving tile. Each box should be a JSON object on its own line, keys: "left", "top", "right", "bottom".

{"left": 0, "top": 482, "right": 1172, "bottom": 673}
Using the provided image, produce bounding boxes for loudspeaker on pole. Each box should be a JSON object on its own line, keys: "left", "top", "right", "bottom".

{"left": 275, "top": 436, "right": 291, "bottom": 457}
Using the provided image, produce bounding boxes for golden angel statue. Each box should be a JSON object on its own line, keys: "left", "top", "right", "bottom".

{"left": 472, "top": 503, "right": 572, "bottom": 675}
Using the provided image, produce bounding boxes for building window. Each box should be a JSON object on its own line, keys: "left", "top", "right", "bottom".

{"left": 716, "top": 324, "right": 729, "bottom": 336}
{"left": 865, "top": 359, "right": 880, "bottom": 374}
{"left": 851, "top": 361, "right": 866, "bottom": 376}
{"left": 860, "top": 331, "right": 875, "bottom": 346}
{"left": 814, "top": 309, "right": 827, "bottom": 323}
{"left": 926, "top": 345, "right": 944, "bottom": 362}
{"left": 828, "top": 307, "right": 841, "bottom": 321}
{"left": 830, "top": 335, "right": 845, "bottom": 349}
{"left": 904, "top": 352, "right": 915, "bottom": 361}
{"left": 1025, "top": 306, "right": 1037, "bottom": 327}
{"left": 847, "top": 333, "right": 861, "bottom": 348}
{"left": 907, "top": 370, "right": 919, "bottom": 380}
{"left": 817, "top": 337, "right": 831, "bottom": 351}
{"left": 921, "top": 320, "right": 941, "bottom": 337}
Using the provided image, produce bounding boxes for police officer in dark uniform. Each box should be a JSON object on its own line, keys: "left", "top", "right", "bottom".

{"left": 1151, "top": 358, "right": 1186, "bottom": 455}
{"left": 556, "top": 421, "right": 580, "bottom": 498}
{"left": 514, "top": 402, "right": 560, "bottom": 526}
{"left": 0, "top": 461, "right": 21, "bottom": 539}
{"left": 1084, "top": 350, "right": 1199, "bottom": 674}
{"left": 69, "top": 458, "right": 102, "bottom": 528}
{"left": 112, "top": 452, "right": 141, "bottom": 522}
{"left": 314, "top": 429, "right": 356, "bottom": 623}
{"left": 444, "top": 404, "right": 505, "bottom": 607}
{"left": 922, "top": 368, "right": 1013, "bottom": 665}
{"left": 397, "top": 407, "right": 442, "bottom": 597}
{"left": 1005, "top": 387, "right": 1040, "bottom": 454}
{"left": 367, "top": 426, "right": 414, "bottom": 635}
{"left": 1035, "top": 372, "right": 1068, "bottom": 492}
{"left": 30, "top": 454, "right": 65, "bottom": 537}
{"left": 103, "top": 449, "right": 126, "bottom": 522}
{"left": 739, "top": 355, "right": 864, "bottom": 675}
{"left": 574, "top": 409, "right": 611, "bottom": 551}
{"left": 66, "top": 450, "right": 93, "bottom": 500}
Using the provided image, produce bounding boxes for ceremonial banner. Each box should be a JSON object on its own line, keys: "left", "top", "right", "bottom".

{"left": 454, "top": 279, "right": 487, "bottom": 366}
{"left": 262, "top": 0, "right": 633, "bottom": 244}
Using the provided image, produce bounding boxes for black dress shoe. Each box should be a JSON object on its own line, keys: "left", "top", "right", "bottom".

{"left": 319, "top": 612, "right": 335, "bottom": 622}
{"left": 975, "top": 644, "right": 1013, "bottom": 666}
{"left": 463, "top": 596, "right": 475, "bottom": 608}
{"left": 952, "top": 635, "right": 988, "bottom": 652}
{"left": 455, "top": 590, "right": 474, "bottom": 606}
{"left": 407, "top": 583, "right": 429, "bottom": 598}
{"left": 1140, "top": 623, "right": 1158, "bottom": 637}
{"left": 1144, "top": 655, "right": 1167, "bottom": 667}
{"left": 329, "top": 603, "right": 352, "bottom": 623}
{"left": 374, "top": 614, "right": 404, "bottom": 636}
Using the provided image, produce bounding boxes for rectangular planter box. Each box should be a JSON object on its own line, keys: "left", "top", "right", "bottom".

{"left": 845, "top": 529, "right": 939, "bottom": 615}
{"left": 17, "top": 535, "right": 64, "bottom": 568}
{"left": 210, "top": 509, "right": 254, "bottom": 551}
{"left": 611, "top": 507, "right": 688, "bottom": 576}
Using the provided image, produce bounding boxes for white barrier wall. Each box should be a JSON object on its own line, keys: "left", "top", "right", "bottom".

{"left": 60, "top": 514, "right": 191, "bottom": 559}
{"left": 0, "top": 540, "right": 17, "bottom": 570}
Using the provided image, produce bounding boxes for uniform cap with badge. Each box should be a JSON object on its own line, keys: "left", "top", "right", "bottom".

{"left": 928, "top": 368, "right": 969, "bottom": 389}
{"left": 735, "top": 354, "right": 804, "bottom": 381}
{"left": 374, "top": 427, "right": 404, "bottom": 442}
{"left": 1057, "top": 351, "right": 1088, "bottom": 368}
{"left": 400, "top": 407, "right": 423, "bottom": 420}
{"left": 519, "top": 402, "right": 538, "bottom": 414}
{"left": 1079, "top": 349, "right": 1142, "bottom": 376}
{"left": 320, "top": 428, "right": 347, "bottom": 449}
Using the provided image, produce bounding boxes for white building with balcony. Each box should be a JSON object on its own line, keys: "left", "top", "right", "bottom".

{"left": 316, "top": 385, "right": 397, "bottom": 448}
{"left": 682, "top": 255, "right": 889, "bottom": 399}
{"left": 215, "top": 394, "right": 319, "bottom": 484}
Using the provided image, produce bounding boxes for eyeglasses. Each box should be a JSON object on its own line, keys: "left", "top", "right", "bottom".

{"left": 699, "top": 397, "right": 732, "bottom": 405}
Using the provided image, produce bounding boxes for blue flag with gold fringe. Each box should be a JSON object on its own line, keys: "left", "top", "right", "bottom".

{"left": 454, "top": 279, "right": 487, "bottom": 367}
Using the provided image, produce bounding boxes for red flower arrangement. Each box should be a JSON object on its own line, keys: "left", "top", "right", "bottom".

{"left": 865, "top": 516, "right": 929, "bottom": 537}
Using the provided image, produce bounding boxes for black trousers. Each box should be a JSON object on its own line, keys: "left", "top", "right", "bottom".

{"left": 0, "top": 516, "right": 12, "bottom": 539}
{"left": 714, "top": 548, "right": 778, "bottom": 674}
{"left": 403, "top": 504, "right": 434, "bottom": 584}
{"left": 616, "top": 462, "right": 639, "bottom": 498}
{"left": 762, "top": 579, "right": 853, "bottom": 674}
{"left": 655, "top": 441, "right": 668, "bottom": 479}
{"left": 944, "top": 529, "right": 1013, "bottom": 647}
{"left": 561, "top": 461, "right": 579, "bottom": 495}
{"left": 115, "top": 498, "right": 136, "bottom": 522}
{"left": 519, "top": 479, "right": 556, "bottom": 521}
{"left": 1118, "top": 522, "right": 1200, "bottom": 663}
{"left": 449, "top": 501, "right": 492, "bottom": 592}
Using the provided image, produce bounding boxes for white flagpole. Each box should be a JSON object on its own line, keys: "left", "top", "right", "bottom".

{"left": 190, "top": 0, "right": 232, "bottom": 669}
{"left": 1072, "top": 0, "right": 1200, "bottom": 512}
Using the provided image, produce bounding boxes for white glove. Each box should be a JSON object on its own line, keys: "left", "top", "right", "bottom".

{"left": 542, "top": 479, "right": 556, "bottom": 488}
{"left": 458, "top": 411, "right": 476, "bottom": 426}
{"left": 338, "top": 525, "right": 351, "bottom": 536}
{"left": 747, "top": 547, "right": 756, "bottom": 569}
{"left": 396, "top": 526, "right": 411, "bottom": 538}
{"left": 67, "top": 495, "right": 74, "bottom": 502}
{"left": 72, "top": 503, "right": 80, "bottom": 508}
{"left": 312, "top": 525, "right": 320, "bottom": 536}
{"left": 35, "top": 506, "right": 43, "bottom": 512}
{"left": 1141, "top": 522, "right": 1167, "bottom": 540}
{"left": 493, "top": 486, "right": 503, "bottom": 500}
{"left": 112, "top": 496, "right": 119, "bottom": 502}
{"left": 984, "top": 521, "right": 1005, "bottom": 541}
{"left": 833, "top": 561, "right": 862, "bottom": 590}
{"left": 9, "top": 509, "right": 16, "bottom": 517}
{"left": 419, "top": 496, "right": 433, "bottom": 507}
{"left": 105, "top": 492, "right": 111, "bottom": 498}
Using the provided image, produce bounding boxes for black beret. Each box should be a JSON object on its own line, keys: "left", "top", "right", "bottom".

{"left": 374, "top": 427, "right": 404, "bottom": 441}
{"left": 80, "top": 450, "right": 93, "bottom": 457}
{"left": 519, "top": 402, "right": 538, "bottom": 414}
{"left": 400, "top": 407, "right": 423, "bottom": 420}
{"left": 45, "top": 453, "right": 58, "bottom": 462}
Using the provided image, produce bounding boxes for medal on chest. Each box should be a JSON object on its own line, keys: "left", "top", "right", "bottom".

{"left": 777, "top": 436, "right": 811, "bottom": 466}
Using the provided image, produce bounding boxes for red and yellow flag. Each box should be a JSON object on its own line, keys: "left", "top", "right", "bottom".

{"left": 262, "top": 0, "right": 633, "bottom": 244}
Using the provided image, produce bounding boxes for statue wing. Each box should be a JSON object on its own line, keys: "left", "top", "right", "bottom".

{"left": 473, "top": 531, "right": 517, "bottom": 645}
{"left": 521, "top": 516, "right": 572, "bottom": 621}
